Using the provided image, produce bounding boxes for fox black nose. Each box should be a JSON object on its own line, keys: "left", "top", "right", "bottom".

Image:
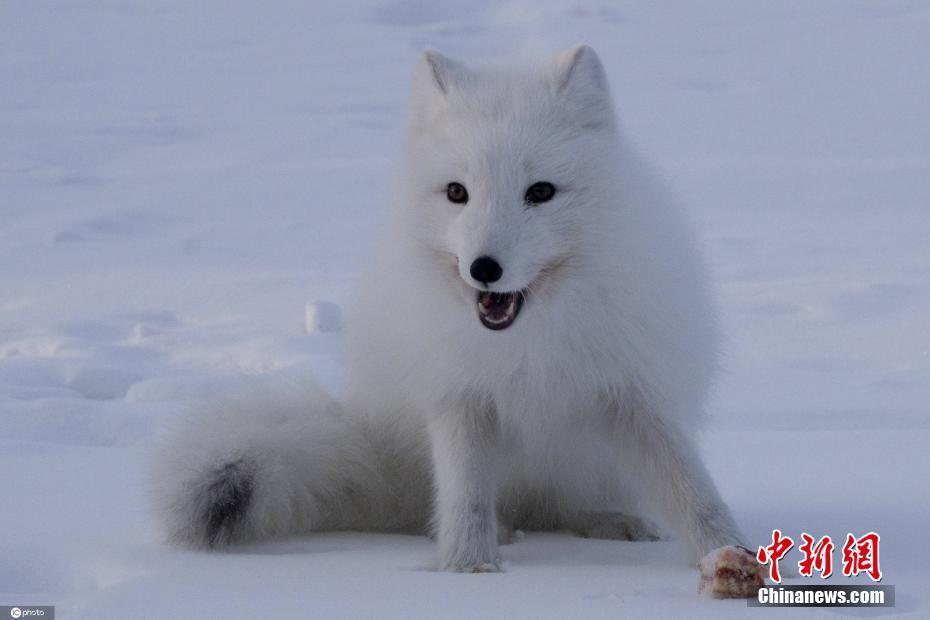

{"left": 470, "top": 256, "right": 502, "bottom": 285}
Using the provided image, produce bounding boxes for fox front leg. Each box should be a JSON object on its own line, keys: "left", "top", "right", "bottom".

{"left": 613, "top": 402, "right": 763, "bottom": 597}
{"left": 427, "top": 398, "right": 501, "bottom": 572}
{"left": 614, "top": 402, "right": 746, "bottom": 559}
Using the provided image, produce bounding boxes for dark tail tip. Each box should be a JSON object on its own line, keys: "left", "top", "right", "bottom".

{"left": 203, "top": 458, "right": 255, "bottom": 548}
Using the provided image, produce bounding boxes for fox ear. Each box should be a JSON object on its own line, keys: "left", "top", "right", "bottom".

{"left": 410, "top": 50, "right": 472, "bottom": 130}
{"left": 550, "top": 45, "right": 606, "bottom": 94}
{"left": 548, "top": 45, "right": 615, "bottom": 128}
{"left": 413, "top": 50, "right": 472, "bottom": 97}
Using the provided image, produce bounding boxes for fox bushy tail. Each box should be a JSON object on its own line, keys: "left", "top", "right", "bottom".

{"left": 150, "top": 381, "right": 421, "bottom": 548}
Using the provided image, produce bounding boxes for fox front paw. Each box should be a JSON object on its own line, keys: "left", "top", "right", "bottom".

{"left": 698, "top": 545, "right": 764, "bottom": 599}
{"left": 439, "top": 548, "right": 501, "bottom": 573}
{"left": 449, "top": 561, "right": 501, "bottom": 573}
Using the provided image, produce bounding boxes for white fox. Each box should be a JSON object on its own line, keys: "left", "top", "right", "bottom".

{"left": 153, "top": 46, "right": 760, "bottom": 596}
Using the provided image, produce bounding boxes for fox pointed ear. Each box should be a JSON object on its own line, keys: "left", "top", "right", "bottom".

{"left": 410, "top": 50, "right": 472, "bottom": 130}
{"left": 414, "top": 50, "right": 471, "bottom": 97}
{"left": 548, "top": 45, "right": 615, "bottom": 129}
{"left": 550, "top": 45, "right": 606, "bottom": 93}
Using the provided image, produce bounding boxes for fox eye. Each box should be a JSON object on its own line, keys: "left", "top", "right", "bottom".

{"left": 446, "top": 182, "right": 469, "bottom": 204}
{"left": 525, "top": 182, "right": 556, "bottom": 205}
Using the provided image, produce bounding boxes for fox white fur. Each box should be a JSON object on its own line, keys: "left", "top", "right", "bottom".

{"left": 152, "top": 46, "right": 747, "bottom": 573}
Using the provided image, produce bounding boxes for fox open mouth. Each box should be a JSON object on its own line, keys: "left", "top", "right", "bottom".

{"left": 476, "top": 290, "right": 525, "bottom": 330}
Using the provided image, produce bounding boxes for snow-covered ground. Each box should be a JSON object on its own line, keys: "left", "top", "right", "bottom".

{"left": 2, "top": 1, "right": 928, "bottom": 617}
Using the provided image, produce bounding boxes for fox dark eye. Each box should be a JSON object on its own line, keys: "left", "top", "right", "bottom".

{"left": 525, "top": 182, "right": 556, "bottom": 205}
{"left": 446, "top": 182, "right": 468, "bottom": 204}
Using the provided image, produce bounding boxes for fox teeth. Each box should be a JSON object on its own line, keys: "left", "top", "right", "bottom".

{"left": 476, "top": 290, "right": 524, "bottom": 330}
{"left": 483, "top": 311, "right": 513, "bottom": 324}
{"left": 477, "top": 298, "right": 516, "bottom": 317}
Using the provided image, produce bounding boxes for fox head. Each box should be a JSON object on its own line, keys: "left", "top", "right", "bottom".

{"left": 400, "top": 46, "right": 621, "bottom": 331}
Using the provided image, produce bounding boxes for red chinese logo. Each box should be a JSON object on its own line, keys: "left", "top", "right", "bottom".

{"left": 798, "top": 533, "right": 834, "bottom": 578}
{"left": 757, "top": 529, "right": 794, "bottom": 583}
{"left": 842, "top": 532, "right": 882, "bottom": 582}
{"left": 756, "top": 530, "right": 883, "bottom": 583}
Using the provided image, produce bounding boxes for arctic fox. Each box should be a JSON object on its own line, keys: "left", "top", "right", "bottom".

{"left": 153, "top": 46, "right": 758, "bottom": 593}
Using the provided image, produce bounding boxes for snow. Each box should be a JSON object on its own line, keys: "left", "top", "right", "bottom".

{"left": 2, "top": 1, "right": 928, "bottom": 617}
{"left": 305, "top": 300, "right": 343, "bottom": 334}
